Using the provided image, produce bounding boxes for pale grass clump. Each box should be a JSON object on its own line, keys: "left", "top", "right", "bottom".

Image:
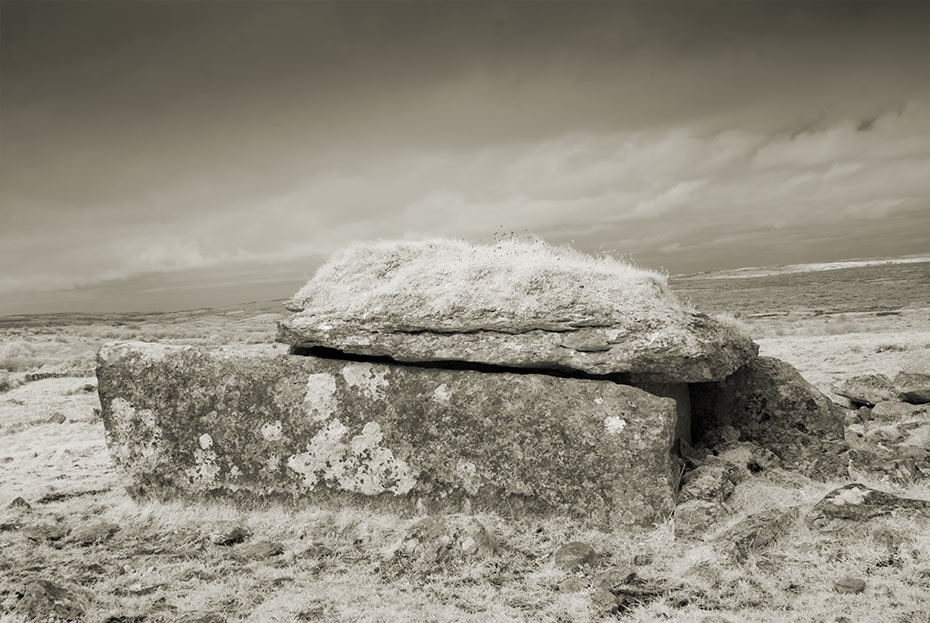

{"left": 287, "top": 238, "right": 684, "bottom": 328}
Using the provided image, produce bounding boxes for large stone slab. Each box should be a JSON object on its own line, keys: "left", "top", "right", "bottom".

{"left": 277, "top": 239, "right": 758, "bottom": 383}
{"left": 96, "top": 342, "right": 679, "bottom": 527}
{"left": 690, "top": 357, "right": 848, "bottom": 478}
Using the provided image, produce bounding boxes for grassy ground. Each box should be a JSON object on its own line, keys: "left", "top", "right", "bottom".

{"left": 1, "top": 264, "right": 929, "bottom": 622}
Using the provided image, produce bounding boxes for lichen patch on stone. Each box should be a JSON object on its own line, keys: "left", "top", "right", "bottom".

{"left": 108, "top": 398, "right": 161, "bottom": 466}
{"left": 604, "top": 415, "right": 627, "bottom": 434}
{"left": 455, "top": 461, "right": 480, "bottom": 495}
{"left": 833, "top": 486, "right": 868, "bottom": 505}
{"left": 261, "top": 421, "right": 283, "bottom": 441}
{"left": 186, "top": 448, "right": 220, "bottom": 486}
{"left": 341, "top": 363, "right": 389, "bottom": 399}
{"left": 304, "top": 373, "right": 338, "bottom": 421}
{"left": 286, "top": 419, "right": 415, "bottom": 496}
{"left": 432, "top": 384, "right": 452, "bottom": 403}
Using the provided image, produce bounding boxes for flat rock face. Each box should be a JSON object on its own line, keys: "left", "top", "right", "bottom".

{"left": 97, "top": 342, "right": 679, "bottom": 527}
{"left": 832, "top": 374, "right": 898, "bottom": 407}
{"left": 690, "top": 357, "right": 848, "bottom": 478}
{"left": 806, "top": 483, "right": 930, "bottom": 531}
{"left": 277, "top": 239, "right": 758, "bottom": 383}
{"left": 895, "top": 371, "right": 930, "bottom": 404}
{"left": 278, "top": 311, "right": 758, "bottom": 384}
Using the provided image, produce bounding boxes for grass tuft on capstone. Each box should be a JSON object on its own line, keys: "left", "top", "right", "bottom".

{"left": 286, "top": 238, "right": 679, "bottom": 328}
{"left": 279, "top": 238, "right": 758, "bottom": 381}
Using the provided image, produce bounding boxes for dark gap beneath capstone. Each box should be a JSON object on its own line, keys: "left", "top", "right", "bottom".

{"left": 290, "top": 344, "right": 631, "bottom": 383}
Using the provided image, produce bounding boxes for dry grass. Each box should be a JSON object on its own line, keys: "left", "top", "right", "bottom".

{"left": 1, "top": 261, "right": 929, "bottom": 621}
{"left": 286, "top": 238, "right": 682, "bottom": 328}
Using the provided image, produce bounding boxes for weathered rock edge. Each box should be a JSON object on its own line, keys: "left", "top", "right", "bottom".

{"left": 96, "top": 342, "right": 679, "bottom": 527}
{"left": 277, "top": 311, "right": 759, "bottom": 384}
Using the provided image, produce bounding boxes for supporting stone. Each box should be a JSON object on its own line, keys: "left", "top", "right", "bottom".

{"left": 690, "top": 356, "right": 848, "bottom": 478}
{"left": 97, "top": 342, "right": 679, "bottom": 527}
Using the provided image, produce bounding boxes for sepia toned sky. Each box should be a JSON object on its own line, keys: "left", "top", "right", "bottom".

{"left": 1, "top": 1, "right": 928, "bottom": 314}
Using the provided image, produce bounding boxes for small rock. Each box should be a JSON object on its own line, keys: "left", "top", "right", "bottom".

{"left": 46, "top": 412, "right": 67, "bottom": 424}
{"left": 833, "top": 576, "right": 866, "bottom": 594}
{"left": 843, "top": 410, "right": 861, "bottom": 427}
{"left": 8, "top": 497, "right": 31, "bottom": 510}
{"left": 895, "top": 371, "right": 930, "bottom": 404}
{"left": 716, "top": 507, "right": 799, "bottom": 561}
{"left": 16, "top": 579, "right": 86, "bottom": 620}
{"left": 591, "top": 587, "right": 620, "bottom": 614}
{"left": 593, "top": 565, "right": 636, "bottom": 591}
{"left": 833, "top": 374, "right": 897, "bottom": 407}
{"left": 71, "top": 521, "right": 120, "bottom": 546}
{"left": 675, "top": 500, "right": 724, "bottom": 538}
{"left": 632, "top": 552, "right": 653, "bottom": 566}
{"left": 388, "top": 514, "right": 496, "bottom": 567}
{"left": 678, "top": 460, "right": 743, "bottom": 504}
{"left": 558, "top": 576, "right": 588, "bottom": 593}
{"left": 871, "top": 401, "right": 930, "bottom": 422}
{"left": 209, "top": 523, "right": 250, "bottom": 546}
{"left": 702, "top": 425, "right": 741, "bottom": 447}
{"left": 806, "top": 483, "right": 930, "bottom": 531}
{"left": 23, "top": 522, "right": 70, "bottom": 542}
{"left": 552, "top": 541, "right": 596, "bottom": 571}
{"left": 237, "top": 539, "right": 284, "bottom": 559}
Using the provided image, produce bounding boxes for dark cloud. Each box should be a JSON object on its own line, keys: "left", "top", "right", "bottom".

{"left": 0, "top": 1, "right": 927, "bottom": 314}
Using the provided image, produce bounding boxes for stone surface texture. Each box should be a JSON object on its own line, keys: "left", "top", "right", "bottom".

{"left": 278, "top": 310, "right": 758, "bottom": 384}
{"left": 97, "top": 342, "right": 679, "bottom": 527}
{"left": 690, "top": 357, "right": 848, "bottom": 477}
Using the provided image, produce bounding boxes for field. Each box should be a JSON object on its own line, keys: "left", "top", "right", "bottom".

{"left": 1, "top": 262, "right": 929, "bottom": 622}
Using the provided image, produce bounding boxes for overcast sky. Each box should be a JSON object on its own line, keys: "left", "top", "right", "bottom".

{"left": 1, "top": 1, "right": 928, "bottom": 314}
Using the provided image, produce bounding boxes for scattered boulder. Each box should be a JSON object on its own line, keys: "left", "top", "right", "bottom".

{"left": 8, "top": 497, "right": 31, "bottom": 510}
{"left": 715, "top": 506, "right": 799, "bottom": 561}
{"left": 833, "top": 577, "right": 866, "bottom": 594}
{"left": 386, "top": 514, "right": 496, "bottom": 567}
{"left": 209, "top": 523, "right": 250, "bottom": 546}
{"left": 870, "top": 401, "right": 930, "bottom": 422}
{"left": 277, "top": 239, "right": 758, "bottom": 383}
{"left": 806, "top": 483, "right": 930, "bottom": 532}
{"left": 16, "top": 579, "right": 86, "bottom": 621}
{"left": 895, "top": 371, "right": 930, "bottom": 404}
{"left": 691, "top": 357, "right": 848, "bottom": 478}
{"left": 97, "top": 342, "right": 680, "bottom": 527}
{"left": 46, "top": 412, "right": 67, "bottom": 424}
{"left": 552, "top": 541, "right": 596, "bottom": 571}
{"left": 832, "top": 374, "right": 897, "bottom": 408}
{"left": 848, "top": 420, "right": 930, "bottom": 483}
